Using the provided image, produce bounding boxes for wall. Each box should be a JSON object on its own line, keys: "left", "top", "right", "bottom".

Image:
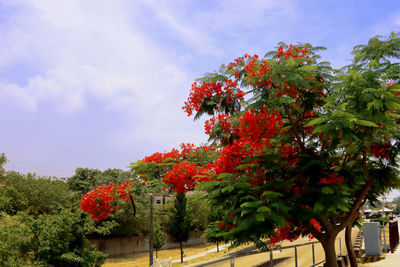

{"left": 89, "top": 232, "right": 205, "bottom": 256}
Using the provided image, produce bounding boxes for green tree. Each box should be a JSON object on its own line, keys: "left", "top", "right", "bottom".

{"left": 185, "top": 33, "right": 400, "bottom": 267}
{"left": 68, "top": 167, "right": 131, "bottom": 196}
{"left": 186, "top": 192, "right": 209, "bottom": 233}
{"left": 203, "top": 207, "right": 226, "bottom": 252}
{"left": 0, "top": 213, "right": 35, "bottom": 266}
{"left": 168, "top": 193, "right": 191, "bottom": 263}
{"left": 153, "top": 224, "right": 166, "bottom": 258}
{"left": 0, "top": 153, "right": 6, "bottom": 178}
{"left": 0, "top": 171, "right": 75, "bottom": 216}
{"left": 0, "top": 169, "right": 106, "bottom": 266}
{"left": 67, "top": 168, "right": 102, "bottom": 195}
{"left": 203, "top": 222, "right": 225, "bottom": 252}
{"left": 31, "top": 208, "right": 106, "bottom": 266}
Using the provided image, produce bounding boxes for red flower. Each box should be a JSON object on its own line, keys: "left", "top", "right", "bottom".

{"left": 80, "top": 180, "right": 133, "bottom": 222}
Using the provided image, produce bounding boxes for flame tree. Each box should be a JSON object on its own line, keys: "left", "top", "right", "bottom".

{"left": 184, "top": 33, "right": 400, "bottom": 267}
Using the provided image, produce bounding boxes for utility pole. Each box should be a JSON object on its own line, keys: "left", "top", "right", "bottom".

{"left": 149, "top": 195, "right": 154, "bottom": 267}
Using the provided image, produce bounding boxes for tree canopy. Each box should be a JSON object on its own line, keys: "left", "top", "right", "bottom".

{"left": 184, "top": 33, "right": 400, "bottom": 267}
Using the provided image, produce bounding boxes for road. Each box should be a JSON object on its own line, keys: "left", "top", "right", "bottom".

{"left": 203, "top": 228, "right": 359, "bottom": 267}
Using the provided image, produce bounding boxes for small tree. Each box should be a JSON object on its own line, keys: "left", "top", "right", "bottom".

{"left": 153, "top": 224, "right": 166, "bottom": 258}
{"left": 167, "top": 193, "right": 191, "bottom": 263}
{"left": 203, "top": 222, "right": 225, "bottom": 252}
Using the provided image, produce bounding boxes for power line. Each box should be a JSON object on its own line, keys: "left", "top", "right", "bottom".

{"left": 8, "top": 161, "right": 70, "bottom": 172}
{"left": 4, "top": 161, "right": 72, "bottom": 178}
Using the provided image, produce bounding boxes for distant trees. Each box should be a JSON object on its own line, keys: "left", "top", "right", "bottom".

{"left": 0, "top": 167, "right": 105, "bottom": 266}
{"left": 67, "top": 167, "right": 131, "bottom": 196}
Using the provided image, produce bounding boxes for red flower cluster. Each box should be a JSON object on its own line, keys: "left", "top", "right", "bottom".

{"left": 213, "top": 140, "right": 250, "bottom": 174}
{"left": 142, "top": 149, "right": 180, "bottom": 163}
{"left": 80, "top": 180, "right": 132, "bottom": 222}
{"left": 182, "top": 79, "right": 245, "bottom": 116}
{"left": 237, "top": 107, "right": 283, "bottom": 151}
{"left": 163, "top": 161, "right": 207, "bottom": 194}
{"left": 204, "top": 113, "right": 233, "bottom": 137}
{"left": 309, "top": 218, "right": 322, "bottom": 232}
{"left": 276, "top": 45, "right": 309, "bottom": 59}
{"left": 269, "top": 221, "right": 300, "bottom": 246}
{"left": 217, "top": 220, "right": 236, "bottom": 230}
{"left": 369, "top": 143, "right": 391, "bottom": 160}
{"left": 142, "top": 143, "right": 213, "bottom": 164}
{"left": 318, "top": 172, "right": 343, "bottom": 185}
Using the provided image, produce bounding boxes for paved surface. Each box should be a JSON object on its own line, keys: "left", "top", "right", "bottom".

{"left": 188, "top": 228, "right": 358, "bottom": 267}
{"left": 171, "top": 244, "right": 231, "bottom": 263}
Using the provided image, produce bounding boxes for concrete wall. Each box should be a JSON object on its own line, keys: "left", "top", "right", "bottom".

{"left": 89, "top": 232, "right": 205, "bottom": 256}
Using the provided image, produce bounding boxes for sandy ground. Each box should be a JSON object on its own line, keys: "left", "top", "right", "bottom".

{"left": 199, "top": 228, "right": 358, "bottom": 267}
{"left": 103, "top": 228, "right": 359, "bottom": 267}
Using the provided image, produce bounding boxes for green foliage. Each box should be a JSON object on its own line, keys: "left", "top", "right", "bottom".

{"left": 0, "top": 171, "right": 75, "bottom": 216}
{"left": 186, "top": 192, "right": 210, "bottom": 233}
{"left": 31, "top": 208, "right": 106, "bottom": 266}
{"left": 394, "top": 203, "right": 400, "bottom": 214}
{"left": 370, "top": 216, "right": 390, "bottom": 224}
{"left": 87, "top": 184, "right": 150, "bottom": 237}
{"left": 191, "top": 33, "right": 400, "bottom": 257}
{"left": 0, "top": 170, "right": 106, "bottom": 266}
{"left": 0, "top": 153, "right": 6, "bottom": 177}
{"left": 0, "top": 213, "right": 35, "bottom": 266}
{"left": 167, "top": 193, "right": 191, "bottom": 244}
{"left": 67, "top": 167, "right": 131, "bottom": 196}
{"left": 153, "top": 224, "right": 167, "bottom": 252}
{"left": 202, "top": 221, "right": 226, "bottom": 248}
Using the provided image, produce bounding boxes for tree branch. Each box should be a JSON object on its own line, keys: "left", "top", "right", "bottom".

{"left": 338, "top": 150, "right": 372, "bottom": 230}
{"left": 283, "top": 104, "right": 306, "bottom": 152}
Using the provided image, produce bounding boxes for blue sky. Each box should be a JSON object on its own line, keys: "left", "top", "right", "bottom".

{"left": 1, "top": 0, "right": 400, "bottom": 198}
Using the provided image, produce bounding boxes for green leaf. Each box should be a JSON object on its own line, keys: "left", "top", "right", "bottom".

{"left": 241, "top": 201, "right": 262, "bottom": 209}
{"left": 321, "top": 186, "right": 334, "bottom": 195}
{"left": 255, "top": 213, "right": 265, "bottom": 222}
{"left": 257, "top": 206, "right": 271, "bottom": 214}
{"left": 313, "top": 202, "right": 324, "bottom": 213}
{"left": 222, "top": 185, "right": 234, "bottom": 193}
{"left": 261, "top": 191, "right": 283, "bottom": 199}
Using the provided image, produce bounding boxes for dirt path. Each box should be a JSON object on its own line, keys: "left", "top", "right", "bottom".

{"left": 202, "top": 228, "right": 359, "bottom": 267}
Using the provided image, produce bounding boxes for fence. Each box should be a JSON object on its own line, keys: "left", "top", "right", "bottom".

{"left": 152, "top": 257, "right": 172, "bottom": 267}
{"left": 266, "top": 238, "right": 342, "bottom": 267}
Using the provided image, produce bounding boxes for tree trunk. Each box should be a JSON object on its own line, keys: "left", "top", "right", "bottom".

{"left": 217, "top": 241, "right": 219, "bottom": 252}
{"left": 346, "top": 224, "right": 358, "bottom": 267}
{"left": 321, "top": 235, "right": 339, "bottom": 267}
{"left": 180, "top": 241, "right": 183, "bottom": 263}
{"left": 156, "top": 249, "right": 158, "bottom": 259}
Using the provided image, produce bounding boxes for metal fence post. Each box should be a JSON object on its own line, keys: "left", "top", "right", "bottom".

{"left": 270, "top": 248, "right": 273, "bottom": 267}
{"left": 230, "top": 255, "right": 234, "bottom": 267}
{"left": 295, "top": 246, "right": 298, "bottom": 267}
{"left": 339, "top": 237, "right": 342, "bottom": 256}
{"left": 312, "top": 243, "right": 315, "bottom": 266}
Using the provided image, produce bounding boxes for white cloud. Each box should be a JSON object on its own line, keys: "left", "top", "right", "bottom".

{"left": 370, "top": 12, "right": 400, "bottom": 36}
{"left": 142, "top": 0, "right": 297, "bottom": 55}
{"left": 0, "top": 0, "right": 298, "bottom": 155}
{"left": 0, "top": 1, "right": 193, "bottom": 123}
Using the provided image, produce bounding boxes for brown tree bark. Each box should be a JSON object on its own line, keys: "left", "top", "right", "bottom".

{"left": 320, "top": 234, "right": 339, "bottom": 267}
{"left": 346, "top": 224, "right": 358, "bottom": 267}
{"left": 180, "top": 241, "right": 184, "bottom": 263}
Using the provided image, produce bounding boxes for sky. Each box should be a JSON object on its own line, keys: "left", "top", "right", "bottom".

{"left": 1, "top": 0, "right": 400, "bottom": 199}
